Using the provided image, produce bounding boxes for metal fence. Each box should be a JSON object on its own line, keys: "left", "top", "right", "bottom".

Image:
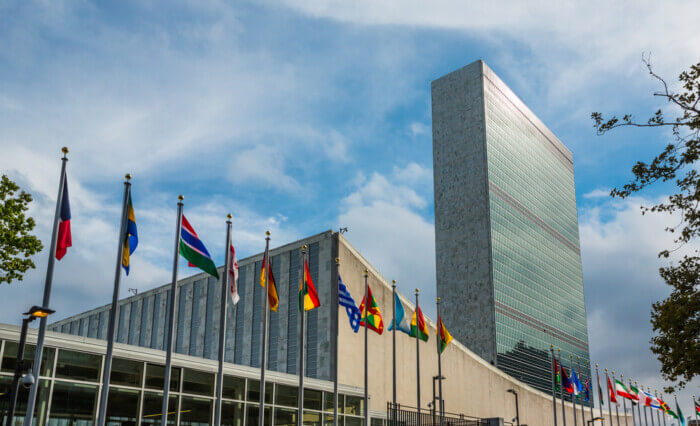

{"left": 386, "top": 402, "right": 505, "bottom": 426}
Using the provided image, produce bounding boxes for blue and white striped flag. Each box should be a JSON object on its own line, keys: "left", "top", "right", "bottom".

{"left": 338, "top": 275, "right": 361, "bottom": 333}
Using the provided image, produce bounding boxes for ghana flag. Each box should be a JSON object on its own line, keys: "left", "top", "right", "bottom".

{"left": 299, "top": 258, "right": 320, "bottom": 311}
{"left": 437, "top": 315, "right": 452, "bottom": 353}
{"left": 180, "top": 215, "right": 218, "bottom": 278}
{"left": 410, "top": 305, "right": 429, "bottom": 342}
{"left": 359, "top": 285, "right": 383, "bottom": 334}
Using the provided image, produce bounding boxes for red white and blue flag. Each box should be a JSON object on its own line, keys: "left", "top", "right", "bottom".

{"left": 55, "top": 173, "right": 72, "bottom": 260}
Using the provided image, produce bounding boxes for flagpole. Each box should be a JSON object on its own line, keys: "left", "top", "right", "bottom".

{"left": 673, "top": 395, "right": 679, "bottom": 426}
{"left": 692, "top": 394, "right": 696, "bottom": 423}
{"left": 620, "top": 375, "right": 629, "bottom": 426}
{"left": 606, "top": 370, "right": 613, "bottom": 426}
{"left": 436, "top": 297, "right": 443, "bottom": 426}
{"left": 96, "top": 174, "right": 132, "bottom": 426}
{"left": 560, "top": 351, "right": 567, "bottom": 426}
{"left": 612, "top": 372, "right": 621, "bottom": 426}
{"left": 659, "top": 392, "right": 666, "bottom": 426}
{"left": 570, "top": 356, "right": 578, "bottom": 426}
{"left": 551, "top": 347, "right": 558, "bottom": 426}
{"left": 23, "top": 147, "right": 69, "bottom": 426}
{"left": 415, "top": 289, "right": 421, "bottom": 426}
{"left": 644, "top": 387, "right": 654, "bottom": 426}
{"left": 161, "top": 195, "right": 184, "bottom": 426}
{"left": 392, "top": 281, "right": 397, "bottom": 426}
{"left": 626, "top": 378, "right": 636, "bottom": 426}
{"left": 260, "top": 231, "right": 271, "bottom": 426}
{"left": 587, "top": 362, "right": 594, "bottom": 422}
{"left": 363, "top": 269, "right": 369, "bottom": 426}
{"left": 641, "top": 385, "right": 650, "bottom": 426}
{"left": 333, "top": 256, "right": 340, "bottom": 426}
{"left": 578, "top": 357, "right": 585, "bottom": 426}
{"left": 596, "top": 365, "right": 604, "bottom": 426}
{"left": 298, "top": 245, "right": 307, "bottom": 426}
{"left": 634, "top": 382, "right": 644, "bottom": 426}
{"left": 655, "top": 390, "right": 662, "bottom": 426}
{"left": 214, "top": 215, "right": 232, "bottom": 426}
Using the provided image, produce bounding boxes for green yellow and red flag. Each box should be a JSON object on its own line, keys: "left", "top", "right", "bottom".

{"left": 359, "top": 285, "right": 383, "bottom": 334}
{"left": 410, "top": 305, "right": 429, "bottom": 342}
{"left": 299, "top": 259, "right": 320, "bottom": 311}
{"left": 438, "top": 315, "right": 452, "bottom": 353}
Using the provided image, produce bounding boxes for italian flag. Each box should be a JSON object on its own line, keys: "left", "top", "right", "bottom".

{"left": 615, "top": 380, "right": 636, "bottom": 401}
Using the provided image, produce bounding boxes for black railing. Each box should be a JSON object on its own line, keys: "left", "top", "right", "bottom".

{"left": 387, "top": 402, "right": 496, "bottom": 426}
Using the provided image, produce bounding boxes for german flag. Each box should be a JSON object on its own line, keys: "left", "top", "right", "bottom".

{"left": 299, "top": 259, "right": 320, "bottom": 311}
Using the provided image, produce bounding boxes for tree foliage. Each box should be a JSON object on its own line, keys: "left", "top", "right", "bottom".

{"left": 0, "top": 174, "right": 43, "bottom": 284}
{"left": 592, "top": 57, "right": 699, "bottom": 391}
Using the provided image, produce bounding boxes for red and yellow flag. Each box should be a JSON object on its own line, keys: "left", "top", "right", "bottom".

{"left": 299, "top": 259, "right": 320, "bottom": 311}
{"left": 260, "top": 254, "right": 279, "bottom": 311}
{"left": 438, "top": 315, "right": 452, "bottom": 353}
{"left": 410, "top": 305, "right": 429, "bottom": 341}
{"left": 359, "top": 285, "right": 383, "bottom": 334}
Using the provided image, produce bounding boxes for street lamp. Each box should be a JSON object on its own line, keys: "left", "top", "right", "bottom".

{"left": 5, "top": 306, "right": 55, "bottom": 426}
{"left": 507, "top": 389, "right": 520, "bottom": 426}
{"left": 587, "top": 417, "right": 603, "bottom": 425}
{"left": 432, "top": 375, "right": 446, "bottom": 425}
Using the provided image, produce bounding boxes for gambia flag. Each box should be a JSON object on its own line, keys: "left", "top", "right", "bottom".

{"left": 180, "top": 215, "right": 218, "bottom": 278}
{"left": 437, "top": 315, "right": 452, "bottom": 353}
{"left": 359, "top": 285, "right": 383, "bottom": 334}
{"left": 410, "top": 305, "right": 429, "bottom": 342}
{"left": 299, "top": 258, "right": 320, "bottom": 311}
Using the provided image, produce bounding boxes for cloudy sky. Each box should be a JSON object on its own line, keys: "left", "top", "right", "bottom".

{"left": 1, "top": 0, "right": 698, "bottom": 416}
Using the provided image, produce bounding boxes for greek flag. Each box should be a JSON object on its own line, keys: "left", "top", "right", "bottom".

{"left": 338, "top": 275, "right": 361, "bottom": 333}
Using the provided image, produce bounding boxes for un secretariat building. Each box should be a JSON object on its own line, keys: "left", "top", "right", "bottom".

{"left": 0, "top": 60, "right": 591, "bottom": 426}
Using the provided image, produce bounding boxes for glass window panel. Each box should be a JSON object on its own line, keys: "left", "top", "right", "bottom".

{"left": 1, "top": 343, "right": 56, "bottom": 377}
{"left": 110, "top": 358, "right": 143, "bottom": 387}
{"left": 0, "top": 376, "right": 50, "bottom": 426}
{"left": 345, "top": 397, "right": 363, "bottom": 416}
{"left": 245, "top": 405, "right": 271, "bottom": 426}
{"left": 302, "top": 411, "right": 321, "bottom": 426}
{"left": 323, "top": 392, "right": 335, "bottom": 413}
{"left": 221, "top": 401, "right": 244, "bottom": 426}
{"left": 304, "top": 389, "right": 322, "bottom": 411}
{"left": 145, "top": 364, "right": 180, "bottom": 392}
{"left": 323, "top": 415, "right": 339, "bottom": 426}
{"left": 141, "top": 392, "right": 178, "bottom": 426}
{"left": 105, "top": 387, "right": 140, "bottom": 426}
{"left": 180, "top": 396, "right": 212, "bottom": 426}
{"left": 55, "top": 350, "right": 101, "bottom": 382}
{"left": 273, "top": 407, "right": 297, "bottom": 426}
{"left": 48, "top": 381, "right": 98, "bottom": 426}
{"left": 274, "top": 384, "right": 298, "bottom": 408}
{"left": 344, "top": 417, "right": 362, "bottom": 426}
{"left": 182, "top": 369, "right": 214, "bottom": 396}
{"left": 246, "top": 380, "right": 272, "bottom": 404}
{"left": 223, "top": 376, "right": 245, "bottom": 401}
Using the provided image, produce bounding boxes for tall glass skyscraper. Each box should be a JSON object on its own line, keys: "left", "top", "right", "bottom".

{"left": 431, "top": 60, "right": 591, "bottom": 396}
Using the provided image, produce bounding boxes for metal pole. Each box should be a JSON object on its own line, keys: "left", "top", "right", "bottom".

{"left": 596, "top": 365, "right": 604, "bottom": 426}
{"left": 161, "top": 196, "right": 184, "bottom": 426}
{"left": 298, "top": 246, "right": 307, "bottom": 426}
{"left": 620, "top": 375, "right": 628, "bottom": 426}
{"left": 23, "top": 148, "right": 68, "bottom": 426}
{"left": 560, "top": 351, "right": 567, "bottom": 426}
{"left": 634, "top": 382, "right": 643, "bottom": 426}
{"left": 587, "top": 362, "right": 594, "bottom": 423}
{"left": 606, "top": 370, "right": 613, "bottom": 426}
{"left": 612, "top": 372, "right": 620, "bottom": 426}
{"left": 6, "top": 317, "right": 33, "bottom": 426}
{"left": 642, "top": 386, "right": 650, "bottom": 426}
{"left": 571, "top": 357, "right": 578, "bottom": 426}
{"left": 415, "top": 289, "right": 421, "bottom": 426}
{"left": 96, "top": 175, "right": 131, "bottom": 426}
{"left": 514, "top": 392, "right": 520, "bottom": 426}
{"left": 260, "top": 232, "right": 271, "bottom": 426}
{"left": 392, "top": 281, "right": 397, "bottom": 426}
{"left": 579, "top": 358, "right": 586, "bottom": 426}
{"left": 363, "top": 270, "right": 369, "bottom": 426}
{"left": 214, "top": 215, "right": 232, "bottom": 426}
{"left": 654, "top": 391, "right": 661, "bottom": 426}
{"left": 333, "top": 253, "right": 340, "bottom": 426}
{"left": 659, "top": 392, "right": 666, "bottom": 426}
{"left": 436, "top": 298, "right": 444, "bottom": 426}
{"left": 552, "top": 347, "right": 558, "bottom": 426}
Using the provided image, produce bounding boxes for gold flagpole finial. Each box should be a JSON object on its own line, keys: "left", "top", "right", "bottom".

{"left": 391, "top": 280, "right": 396, "bottom": 288}
{"left": 227, "top": 213, "right": 232, "bottom": 220}
{"left": 363, "top": 269, "right": 368, "bottom": 277}
{"left": 436, "top": 297, "right": 440, "bottom": 303}
{"left": 125, "top": 173, "right": 131, "bottom": 181}
{"left": 415, "top": 288, "right": 419, "bottom": 295}
{"left": 61, "top": 146, "right": 69, "bottom": 155}
{"left": 335, "top": 257, "right": 340, "bottom": 264}
{"left": 178, "top": 195, "right": 184, "bottom": 201}
{"left": 265, "top": 230, "right": 271, "bottom": 236}
{"left": 595, "top": 363, "right": 599, "bottom": 367}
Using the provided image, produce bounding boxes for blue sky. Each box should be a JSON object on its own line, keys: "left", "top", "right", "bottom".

{"left": 1, "top": 0, "right": 698, "bottom": 416}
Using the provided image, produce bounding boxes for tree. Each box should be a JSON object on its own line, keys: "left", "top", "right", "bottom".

{"left": 0, "top": 174, "right": 43, "bottom": 284}
{"left": 592, "top": 57, "right": 699, "bottom": 391}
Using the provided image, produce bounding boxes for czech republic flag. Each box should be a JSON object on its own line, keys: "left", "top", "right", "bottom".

{"left": 55, "top": 173, "right": 72, "bottom": 260}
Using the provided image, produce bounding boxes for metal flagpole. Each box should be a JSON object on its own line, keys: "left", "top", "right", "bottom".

{"left": 96, "top": 174, "right": 132, "bottom": 426}
{"left": 551, "top": 347, "right": 558, "bottom": 426}
{"left": 644, "top": 387, "right": 654, "bottom": 426}
{"left": 415, "top": 289, "right": 422, "bottom": 426}
{"left": 658, "top": 392, "right": 666, "bottom": 426}
{"left": 214, "top": 215, "right": 232, "bottom": 426}
{"left": 436, "top": 297, "right": 444, "bottom": 426}
{"left": 654, "top": 391, "right": 662, "bottom": 426}
{"left": 392, "top": 281, "right": 397, "bottom": 426}
{"left": 624, "top": 378, "right": 636, "bottom": 426}
{"left": 596, "top": 365, "right": 604, "bottom": 426}
{"left": 260, "top": 232, "right": 271, "bottom": 426}
{"left": 23, "top": 147, "right": 69, "bottom": 426}
{"left": 161, "top": 195, "right": 184, "bottom": 426}
{"left": 641, "top": 385, "right": 650, "bottom": 426}
{"left": 560, "top": 351, "right": 567, "bottom": 426}
{"left": 363, "top": 269, "right": 369, "bottom": 426}
{"left": 578, "top": 358, "right": 586, "bottom": 426}
{"left": 587, "top": 362, "right": 594, "bottom": 423}
{"left": 612, "top": 372, "right": 621, "bottom": 426}
{"left": 620, "top": 375, "right": 629, "bottom": 426}
{"left": 606, "top": 370, "right": 614, "bottom": 426}
{"left": 570, "top": 357, "right": 578, "bottom": 426}
{"left": 634, "top": 382, "right": 643, "bottom": 426}
{"left": 298, "top": 245, "right": 307, "bottom": 426}
{"left": 333, "top": 255, "right": 340, "bottom": 426}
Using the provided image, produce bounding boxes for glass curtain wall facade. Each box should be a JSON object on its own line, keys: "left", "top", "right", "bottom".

{"left": 0, "top": 339, "right": 365, "bottom": 426}
{"left": 432, "top": 60, "right": 591, "bottom": 399}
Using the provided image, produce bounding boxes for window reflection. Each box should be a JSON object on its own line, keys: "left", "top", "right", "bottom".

{"left": 110, "top": 358, "right": 143, "bottom": 387}
{"left": 140, "top": 392, "right": 178, "bottom": 426}
{"left": 48, "top": 381, "right": 98, "bottom": 426}
{"left": 223, "top": 376, "right": 245, "bottom": 401}
{"left": 55, "top": 350, "right": 101, "bottom": 382}
{"left": 1, "top": 343, "right": 56, "bottom": 377}
{"left": 221, "top": 401, "right": 244, "bottom": 426}
{"left": 180, "top": 396, "right": 212, "bottom": 426}
{"left": 145, "top": 364, "right": 180, "bottom": 392}
{"left": 105, "top": 387, "right": 140, "bottom": 426}
{"left": 182, "top": 369, "right": 214, "bottom": 396}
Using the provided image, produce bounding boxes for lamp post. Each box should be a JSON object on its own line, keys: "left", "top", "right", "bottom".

{"left": 507, "top": 389, "right": 520, "bottom": 426}
{"left": 5, "top": 306, "right": 55, "bottom": 426}
{"left": 587, "top": 418, "right": 603, "bottom": 425}
{"left": 432, "top": 375, "right": 446, "bottom": 425}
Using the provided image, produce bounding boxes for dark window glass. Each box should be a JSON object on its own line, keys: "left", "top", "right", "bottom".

{"left": 0, "top": 376, "right": 50, "bottom": 425}
{"left": 274, "top": 384, "right": 297, "bottom": 408}
{"left": 323, "top": 392, "right": 335, "bottom": 413}
{"left": 140, "top": 392, "right": 178, "bottom": 426}
{"left": 304, "top": 389, "right": 322, "bottom": 411}
{"left": 48, "top": 381, "right": 98, "bottom": 425}
{"left": 344, "top": 417, "right": 362, "bottom": 426}
{"left": 180, "top": 396, "right": 212, "bottom": 426}
{"left": 323, "top": 415, "right": 336, "bottom": 426}
{"left": 105, "top": 387, "right": 140, "bottom": 426}
{"left": 245, "top": 405, "right": 271, "bottom": 426}
{"left": 273, "top": 407, "right": 297, "bottom": 426}
{"left": 246, "top": 380, "right": 272, "bottom": 403}
{"left": 1, "top": 343, "right": 55, "bottom": 377}
{"left": 182, "top": 369, "right": 214, "bottom": 396}
{"left": 345, "top": 396, "right": 363, "bottom": 416}
{"left": 55, "top": 350, "right": 101, "bottom": 382}
{"left": 221, "top": 401, "right": 244, "bottom": 426}
{"left": 110, "top": 358, "right": 143, "bottom": 387}
{"left": 370, "top": 419, "right": 383, "bottom": 426}
{"left": 302, "top": 411, "right": 321, "bottom": 426}
{"left": 223, "top": 376, "right": 245, "bottom": 401}
{"left": 145, "top": 364, "right": 180, "bottom": 392}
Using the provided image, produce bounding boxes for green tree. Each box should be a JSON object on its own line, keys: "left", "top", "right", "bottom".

{"left": 592, "top": 57, "right": 699, "bottom": 391}
{"left": 0, "top": 174, "right": 43, "bottom": 284}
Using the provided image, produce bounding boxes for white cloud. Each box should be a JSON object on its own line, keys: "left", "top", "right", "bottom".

{"left": 409, "top": 121, "right": 429, "bottom": 137}
{"left": 583, "top": 188, "right": 611, "bottom": 199}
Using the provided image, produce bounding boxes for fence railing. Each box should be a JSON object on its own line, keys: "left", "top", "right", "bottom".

{"left": 386, "top": 402, "right": 503, "bottom": 426}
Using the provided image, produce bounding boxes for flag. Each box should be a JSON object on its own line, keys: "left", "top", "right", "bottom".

{"left": 259, "top": 252, "right": 279, "bottom": 311}
{"left": 179, "top": 215, "right": 219, "bottom": 278}
{"left": 629, "top": 384, "right": 641, "bottom": 405}
{"left": 571, "top": 369, "right": 583, "bottom": 396}
{"left": 608, "top": 377, "right": 618, "bottom": 404}
{"left": 643, "top": 392, "right": 660, "bottom": 409}
{"left": 338, "top": 275, "right": 361, "bottom": 333}
{"left": 554, "top": 358, "right": 561, "bottom": 391}
{"left": 637, "top": 389, "right": 652, "bottom": 407}
{"left": 410, "top": 305, "right": 429, "bottom": 342}
{"left": 695, "top": 399, "right": 699, "bottom": 415}
{"left": 437, "top": 316, "right": 452, "bottom": 354}
{"left": 598, "top": 381, "right": 605, "bottom": 406}
{"left": 299, "top": 259, "right": 320, "bottom": 311}
{"left": 359, "top": 285, "right": 383, "bottom": 334}
{"left": 615, "top": 380, "right": 636, "bottom": 401}
{"left": 55, "top": 173, "right": 72, "bottom": 260}
{"left": 229, "top": 243, "right": 240, "bottom": 304}
{"left": 561, "top": 367, "right": 574, "bottom": 394}
{"left": 121, "top": 193, "right": 138, "bottom": 275}
{"left": 675, "top": 399, "right": 685, "bottom": 426}
{"left": 584, "top": 379, "right": 590, "bottom": 402}
{"left": 659, "top": 398, "right": 671, "bottom": 415}
{"left": 388, "top": 293, "right": 411, "bottom": 335}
